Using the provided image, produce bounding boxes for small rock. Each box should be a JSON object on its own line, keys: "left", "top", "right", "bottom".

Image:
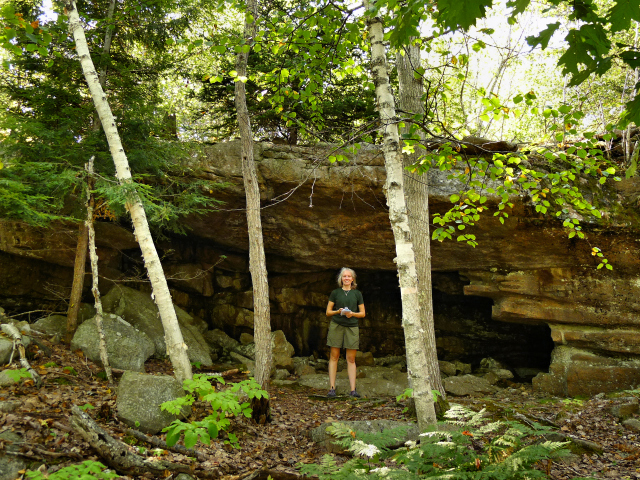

{"left": 239, "top": 333, "right": 254, "bottom": 345}
{"left": 622, "top": 418, "right": 640, "bottom": 433}
{"left": 609, "top": 401, "right": 639, "bottom": 420}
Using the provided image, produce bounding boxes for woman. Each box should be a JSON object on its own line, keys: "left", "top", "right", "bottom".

{"left": 325, "top": 267, "right": 366, "bottom": 397}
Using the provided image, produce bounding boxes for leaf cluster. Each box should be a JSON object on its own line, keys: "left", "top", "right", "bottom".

{"left": 25, "top": 460, "right": 118, "bottom": 479}
{"left": 161, "top": 374, "right": 268, "bottom": 449}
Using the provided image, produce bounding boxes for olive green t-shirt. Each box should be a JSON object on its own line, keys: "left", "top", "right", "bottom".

{"left": 329, "top": 288, "right": 364, "bottom": 327}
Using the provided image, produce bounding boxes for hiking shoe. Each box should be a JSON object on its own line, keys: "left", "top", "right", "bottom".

{"left": 327, "top": 388, "right": 336, "bottom": 398}
{"left": 350, "top": 390, "right": 361, "bottom": 398}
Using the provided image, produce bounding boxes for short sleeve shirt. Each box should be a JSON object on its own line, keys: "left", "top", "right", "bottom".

{"left": 329, "top": 288, "right": 364, "bottom": 327}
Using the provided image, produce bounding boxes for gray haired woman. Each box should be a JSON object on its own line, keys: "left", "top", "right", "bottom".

{"left": 325, "top": 267, "right": 366, "bottom": 397}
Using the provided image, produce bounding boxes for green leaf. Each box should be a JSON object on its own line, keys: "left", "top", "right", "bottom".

{"left": 599, "top": 177, "right": 606, "bottom": 184}
{"left": 436, "top": 0, "right": 493, "bottom": 31}
{"left": 608, "top": 0, "right": 640, "bottom": 33}
{"left": 450, "top": 194, "right": 460, "bottom": 202}
{"left": 25, "top": 44, "right": 37, "bottom": 52}
{"left": 526, "top": 22, "right": 560, "bottom": 50}
{"left": 506, "top": 0, "right": 530, "bottom": 16}
{"left": 184, "top": 429, "right": 198, "bottom": 449}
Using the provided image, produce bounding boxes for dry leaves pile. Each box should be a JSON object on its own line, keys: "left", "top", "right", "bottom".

{"left": 0, "top": 334, "right": 639, "bottom": 480}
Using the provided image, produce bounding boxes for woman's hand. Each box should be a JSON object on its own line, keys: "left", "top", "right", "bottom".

{"left": 345, "top": 310, "right": 353, "bottom": 318}
{"left": 336, "top": 308, "right": 343, "bottom": 316}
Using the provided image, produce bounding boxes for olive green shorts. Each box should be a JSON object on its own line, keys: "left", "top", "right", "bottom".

{"left": 327, "top": 321, "right": 359, "bottom": 350}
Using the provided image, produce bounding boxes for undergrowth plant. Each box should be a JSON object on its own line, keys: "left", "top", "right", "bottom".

{"left": 161, "top": 374, "right": 268, "bottom": 449}
{"left": 299, "top": 403, "right": 574, "bottom": 479}
{"left": 25, "top": 460, "right": 118, "bottom": 479}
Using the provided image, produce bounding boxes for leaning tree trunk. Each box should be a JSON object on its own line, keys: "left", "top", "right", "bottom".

{"left": 65, "top": 0, "right": 192, "bottom": 384}
{"left": 234, "top": 0, "right": 272, "bottom": 422}
{"left": 66, "top": 0, "right": 117, "bottom": 344}
{"left": 396, "top": 44, "right": 445, "bottom": 397}
{"left": 365, "top": 3, "right": 436, "bottom": 430}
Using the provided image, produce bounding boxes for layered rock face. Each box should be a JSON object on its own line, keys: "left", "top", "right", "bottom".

{"left": 1, "top": 141, "right": 639, "bottom": 396}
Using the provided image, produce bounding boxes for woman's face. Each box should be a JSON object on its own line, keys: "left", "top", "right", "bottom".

{"left": 341, "top": 271, "right": 353, "bottom": 287}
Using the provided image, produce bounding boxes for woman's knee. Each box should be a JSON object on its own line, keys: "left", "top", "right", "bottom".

{"left": 346, "top": 350, "right": 357, "bottom": 363}
{"left": 329, "top": 348, "right": 341, "bottom": 361}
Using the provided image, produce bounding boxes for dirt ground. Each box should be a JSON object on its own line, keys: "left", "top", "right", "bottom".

{"left": 1, "top": 335, "right": 639, "bottom": 480}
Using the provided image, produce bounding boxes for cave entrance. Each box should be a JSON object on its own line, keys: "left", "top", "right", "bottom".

{"left": 432, "top": 272, "right": 555, "bottom": 380}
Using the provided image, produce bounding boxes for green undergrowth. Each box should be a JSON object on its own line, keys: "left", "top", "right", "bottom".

{"left": 299, "top": 403, "right": 587, "bottom": 479}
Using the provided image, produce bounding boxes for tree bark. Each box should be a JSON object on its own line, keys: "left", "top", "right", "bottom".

{"left": 365, "top": 2, "right": 436, "bottom": 430}
{"left": 66, "top": 222, "right": 88, "bottom": 343}
{"left": 396, "top": 44, "right": 445, "bottom": 396}
{"left": 85, "top": 158, "right": 113, "bottom": 384}
{"left": 234, "top": 0, "right": 272, "bottom": 422}
{"left": 65, "top": 0, "right": 192, "bottom": 384}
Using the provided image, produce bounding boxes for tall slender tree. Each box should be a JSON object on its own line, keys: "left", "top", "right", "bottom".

{"left": 64, "top": 0, "right": 192, "bottom": 383}
{"left": 234, "top": 0, "right": 272, "bottom": 421}
{"left": 364, "top": 0, "right": 436, "bottom": 430}
{"left": 396, "top": 41, "right": 444, "bottom": 396}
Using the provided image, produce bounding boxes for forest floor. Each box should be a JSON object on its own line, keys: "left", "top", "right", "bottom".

{"left": 2, "top": 335, "right": 640, "bottom": 480}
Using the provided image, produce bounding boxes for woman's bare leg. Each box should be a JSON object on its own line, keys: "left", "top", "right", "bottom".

{"left": 346, "top": 348, "right": 357, "bottom": 392}
{"left": 328, "top": 347, "right": 341, "bottom": 390}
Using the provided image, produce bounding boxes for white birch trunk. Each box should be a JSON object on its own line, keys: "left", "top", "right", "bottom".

{"left": 1, "top": 324, "right": 43, "bottom": 388}
{"left": 234, "top": 0, "right": 272, "bottom": 394}
{"left": 86, "top": 158, "right": 113, "bottom": 384}
{"left": 365, "top": 2, "right": 436, "bottom": 430}
{"left": 396, "top": 45, "right": 444, "bottom": 396}
{"left": 65, "top": 0, "right": 192, "bottom": 384}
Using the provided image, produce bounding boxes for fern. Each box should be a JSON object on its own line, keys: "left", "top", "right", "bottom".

{"left": 299, "top": 404, "right": 573, "bottom": 479}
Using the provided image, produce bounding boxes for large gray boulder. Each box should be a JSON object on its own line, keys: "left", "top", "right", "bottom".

{"left": 70, "top": 314, "right": 155, "bottom": 372}
{"left": 101, "top": 285, "right": 212, "bottom": 366}
{"left": 117, "top": 371, "right": 189, "bottom": 434}
{"left": 310, "top": 420, "right": 420, "bottom": 454}
{"left": 0, "top": 431, "right": 28, "bottom": 480}
{"left": 443, "top": 374, "right": 498, "bottom": 396}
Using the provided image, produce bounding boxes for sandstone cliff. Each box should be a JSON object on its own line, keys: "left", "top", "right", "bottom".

{"left": 1, "top": 141, "right": 639, "bottom": 396}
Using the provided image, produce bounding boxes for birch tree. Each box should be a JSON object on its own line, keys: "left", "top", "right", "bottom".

{"left": 64, "top": 0, "right": 192, "bottom": 383}
{"left": 364, "top": 0, "right": 436, "bottom": 430}
{"left": 396, "top": 42, "right": 444, "bottom": 397}
{"left": 66, "top": 0, "right": 117, "bottom": 343}
{"left": 234, "top": 0, "right": 272, "bottom": 421}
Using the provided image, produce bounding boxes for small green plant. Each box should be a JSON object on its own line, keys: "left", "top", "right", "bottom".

{"left": 63, "top": 366, "right": 78, "bottom": 376}
{"left": 25, "top": 460, "right": 118, "bottom": 479}
{"left": 299, "top": 404, "right": 572, "bottom": 479}
{"left": 43, "top": 362, "right": 58, "bottom": 368}
{"left": 562, "top": 398, "right": 584, "bottom": 406}
{"left": 161, "top": 374, "right": 268, "bottom": 449}
{"left": 191, "top": 361, "right": 202, "bottom": 369}
{"left": 396, "top": 388, "right": 442, "bottom": 413}
{"left": 78, "top": 403, "right": 95, "bottom": 411}
{"left": 3, "top": 368, "right": 32, "bottom": 382}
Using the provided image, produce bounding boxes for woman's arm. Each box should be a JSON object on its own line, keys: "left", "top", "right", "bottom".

{"left": 326, "top": 301, "right": 342, "bottom": 317}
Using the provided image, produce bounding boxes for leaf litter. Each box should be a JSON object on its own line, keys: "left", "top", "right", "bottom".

{"left": 0, "top": 333, "right": 638, "bottom": 479}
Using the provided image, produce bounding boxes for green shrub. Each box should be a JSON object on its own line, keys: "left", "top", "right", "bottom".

{"left": 161, "top": 374, "right": 268, "bottom": 449}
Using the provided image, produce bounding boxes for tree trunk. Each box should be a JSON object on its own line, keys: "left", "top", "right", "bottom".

{"left": 67, "top": 0, "right": 117, "bottom": 343}
{"left": 66, "top": 222, "right": 88, "bottom": 343}
{"left": 234, "top": 0, "right": 272, "bottom": 422}
{"left": 365, "top": 2, "right": 436, "bottom": 430}
{"left": 65, "top": 0, "right": 192, "bottom": 384}
{"left": 396, "top": 44, "right": 445, "bottom": 397}
{"left": 86, "top": 158, "right": 113, "bottom": 384}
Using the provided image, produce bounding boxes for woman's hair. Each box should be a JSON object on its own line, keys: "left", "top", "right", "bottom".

{"left": 337, "top": 267, "right": 357, "bottom": 289}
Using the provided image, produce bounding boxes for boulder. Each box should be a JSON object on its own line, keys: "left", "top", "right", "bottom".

{"left": 32, "top": 314, "right": 67, "bottom": 336}
{"left": 355, "top": 351, "right": 375, "bottom": 366}
{"left": 116, "top": 371, "right": 190, "bottom": 434}
{"left": 272, "top": 330, "right": 295, "bottom": 371}
{"left": 239, "top": 333, "right": 254, "bottom": 345}
{"left": 622, "top": 418, "right": 640, "bottom": 432}
{"left": 443, "top": 375, "right": 497, "bottom": 396}
{"left": 101, "top": 286, "right": 212, "bottom": 366}
{"left": 438, "top": 360, "right": 457, "bottom": 377}
{"left": 204, "top": 329, "right": 240, "bottom": 356}
{"left": 0, "top": 371, "right": 17, "bottom": 387}
{"left": 609, "top": 400, "right": 639, "bottom": 420}
{"left": 310, "top": 420, "right": 420, "bottom": 454}
{"left": 0, "top": 431, "right": 27, "bottom": 480}
{"left": 70, "top": 314, "right": 155, "bottom": 372}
